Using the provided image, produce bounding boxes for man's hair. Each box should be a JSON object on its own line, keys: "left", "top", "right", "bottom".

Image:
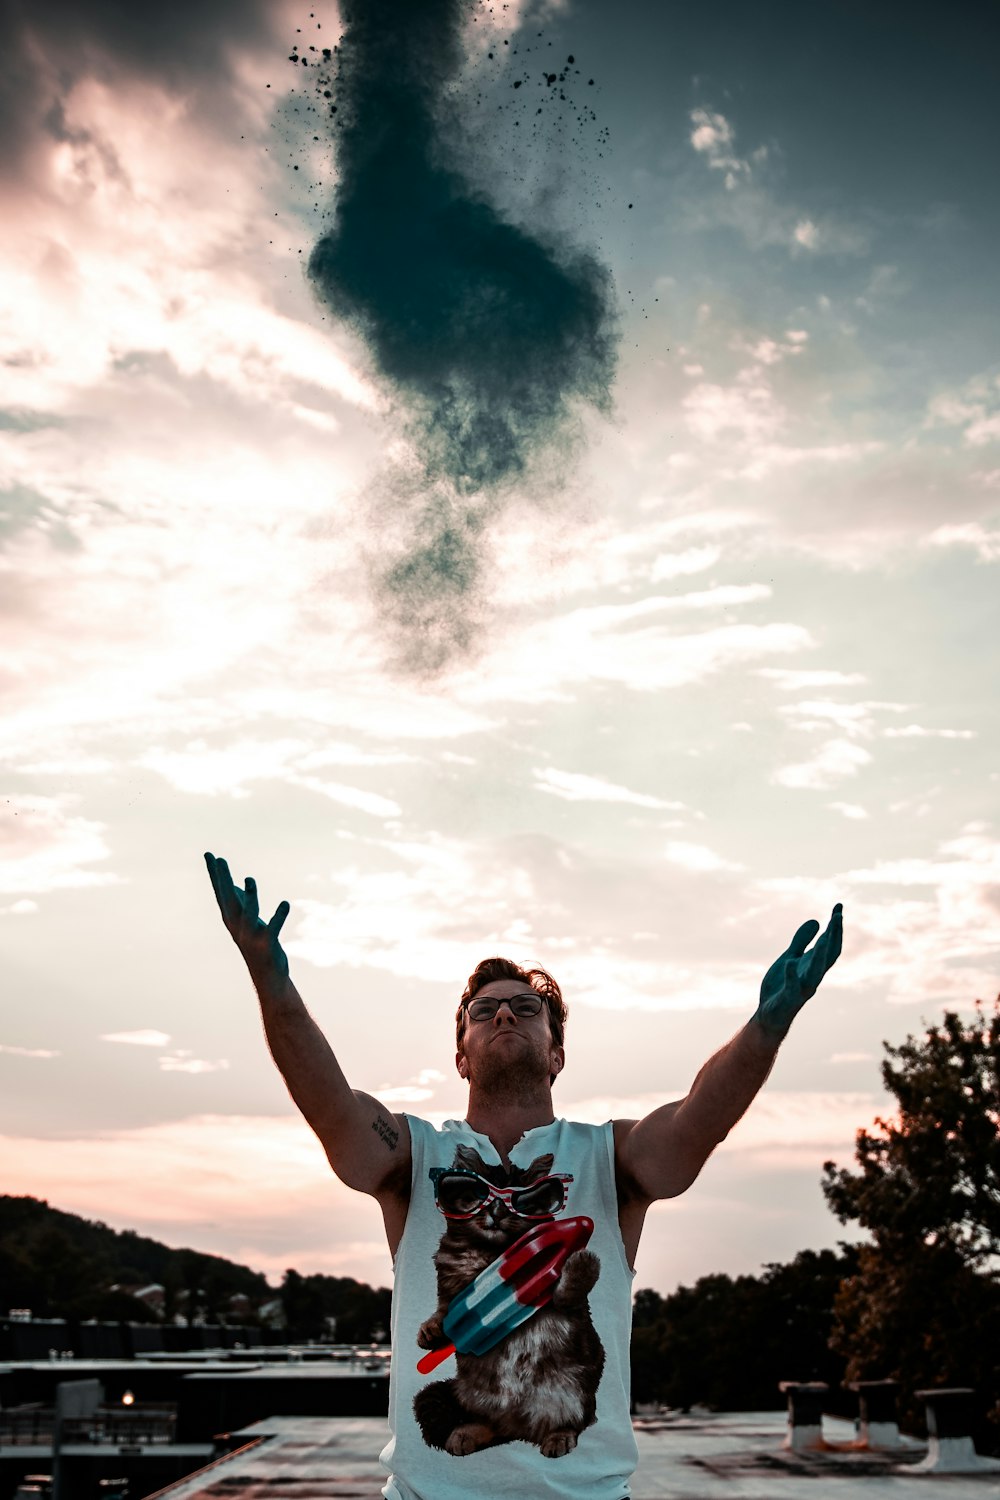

{"left": 455, "top": 957, "right": 567, "bottom": 1065}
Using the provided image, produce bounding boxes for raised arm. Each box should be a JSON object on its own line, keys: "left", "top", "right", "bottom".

{"left": 204, "top": 852, "right": 411, "bottom": 1201}
{"left": 616, "top": 905, "right": 843, "bottom": 1202}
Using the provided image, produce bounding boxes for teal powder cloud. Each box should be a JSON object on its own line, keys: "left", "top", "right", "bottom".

{"left": 305, "top": 0, "right": 618, "bottom": 669}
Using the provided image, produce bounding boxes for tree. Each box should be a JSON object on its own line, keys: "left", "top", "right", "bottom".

{"left": 280, "top": 1268, "right": 328, "bottom": 1338}
{"left": 279, "top": 1268, "right": 391, "bottom": 1342}
{"left": 823, "top": 1001, "right": 1000, "bottom": 1261}
{"left": 0, "top": 1196, "right": 271, "bottom": 1321}
{"left": 630, "top": 1250, "right": 854, "bottom": 1411}
{"left": 822, "top": 999, "right": 1000, "bottom": 1450}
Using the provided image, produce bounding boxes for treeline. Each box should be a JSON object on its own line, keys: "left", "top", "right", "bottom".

{"left": 0, "top": 1195, "right": 269, "bottom": 1324}
{"left": 280, "top": 1267, "right": 390, "bottom": 1343}
{"left": 821, "top": 1001, "right": 1000, "bottom": 1447}
{"left": 631, "top": 1000, "right": 1000, "bottom": 1454}
{"left": 0, "top": 1196, "right": 389, "bottom": 1339}
{"left": 631, "top": 1247, "right": 858, "bottom": 1411}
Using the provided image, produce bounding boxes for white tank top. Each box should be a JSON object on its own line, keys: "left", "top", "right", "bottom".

{"left": 381, "top": 1115, "right": 638, "bottom": 1500}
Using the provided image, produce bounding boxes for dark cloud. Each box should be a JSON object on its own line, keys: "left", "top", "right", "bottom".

{"left": 0, "top": 482, "right": 80, "bottom": 551}
{"left": 0, "top": 409, "right": 64, "bottom": 433}
{"left": 0, "top": 0, "right": 280, "bottom": 186}
{"left": 304, "top": 0, "right": 618, "bottom": 673}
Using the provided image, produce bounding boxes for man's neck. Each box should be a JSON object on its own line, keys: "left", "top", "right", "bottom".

{"left": 464, "top": 1089, "right": 556, "bottom": 1165}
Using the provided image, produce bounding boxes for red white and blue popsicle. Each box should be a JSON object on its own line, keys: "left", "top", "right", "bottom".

{"left": 416, "top": 1214, "right": 594, "bottom": 1373}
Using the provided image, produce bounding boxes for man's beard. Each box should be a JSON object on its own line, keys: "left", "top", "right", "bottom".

{"left": 470, "top": 1034, "right": 551, "bottom": 1102}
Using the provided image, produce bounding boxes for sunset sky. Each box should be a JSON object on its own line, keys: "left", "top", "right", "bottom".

{"left": 2, "top": 0, "right": 999, "bottom": 1299}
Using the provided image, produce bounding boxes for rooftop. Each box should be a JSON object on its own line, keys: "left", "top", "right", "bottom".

{"left": 148, "top": 1412, "right": 1000, "bottom": 1500}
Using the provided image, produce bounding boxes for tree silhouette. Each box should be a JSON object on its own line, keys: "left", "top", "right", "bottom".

{"left": 822, "top": 998, "right": 1000, "bottom": 1450}
{"left": 630, "top": 1249, "right": 854, "bottom": 1410}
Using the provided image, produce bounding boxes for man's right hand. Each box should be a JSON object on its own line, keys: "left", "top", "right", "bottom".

{"left": 204, "top": 852, "right": 290, "bottom": 983}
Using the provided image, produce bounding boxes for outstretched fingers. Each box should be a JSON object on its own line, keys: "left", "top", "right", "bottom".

{"left": 268, "top": 899, "right": 291, "bottom": 939}
{"left": 803, "top": 904, "right": 844, "bottom": 991}
{"left": 204, "top": 851, "right": 234, "bottom": 918}
{"left": 819, "top": 903, "right": 844, "bottom": 972}
{"left": 787, "top": 918, "right": 820, "bottom": 958}
{"left": 204, "top": 853, "right": 248, "bottom": 933}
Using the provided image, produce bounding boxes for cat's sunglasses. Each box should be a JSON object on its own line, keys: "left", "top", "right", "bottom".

{"left": 463, "top": 992, "right": 544, "bottom": 1023}
{"left": 429, "top": 1167, "right": 574, "bottom": 1220}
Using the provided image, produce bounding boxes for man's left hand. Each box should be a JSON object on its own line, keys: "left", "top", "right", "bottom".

{"left": 754, "top": 903, "right": 843, "bottom": 1038}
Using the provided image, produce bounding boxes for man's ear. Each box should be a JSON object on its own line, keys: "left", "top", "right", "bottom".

{"left": 456, "top": 1051, "right": 469, "bottom": 1080}
{"left": 551, "top": 1047, "right": 565, "bottom": 1079}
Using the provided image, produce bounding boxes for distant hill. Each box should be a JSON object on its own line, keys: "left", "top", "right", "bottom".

{"left": 0, "top": 1194, "right": 271, "bottom": 1323}
{"left": 0, "top": 1195, "right": 389, "bottom": 1339}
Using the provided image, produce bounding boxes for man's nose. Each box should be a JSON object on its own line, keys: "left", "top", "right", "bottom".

{"left": 492, "top": 1001, "right": 517, "bottom": 1023}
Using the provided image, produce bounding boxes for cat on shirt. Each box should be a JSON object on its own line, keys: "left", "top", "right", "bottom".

{"left": 413, "top": 1143, "right": 605, "bottom": 1458}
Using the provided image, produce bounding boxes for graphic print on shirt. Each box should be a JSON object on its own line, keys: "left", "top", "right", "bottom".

{"left": 412, "top": 1143, "right": 606, "bottom": 1458}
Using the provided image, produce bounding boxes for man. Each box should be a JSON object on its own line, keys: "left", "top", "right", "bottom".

{"left": 204, "top": 851, "right": 842, "bottom": 1500}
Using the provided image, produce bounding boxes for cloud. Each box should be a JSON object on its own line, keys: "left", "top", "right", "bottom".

{"left": 689, "top": 109, "right": 749, "bottom": 190}
{"left": 684, "top": 108, "right": 868, "bottom": 257}
{"left": 793, "top": 218, "right": 819, "bottom": 250}
{"left": 738, "top": 332, "right": 809, "bottom": 367}
{"left": 0, "top": 796, "right": 119, "bottom": 895}
{"left": 376, "top": 1067, "right": 448, "bottom": 1103}
{"left": 663, "top": 841, "right": 743, "bottom": 874}
{"left": 711, "top": 1090, "right": 878, "bottom": 1163}
{"left": 649, "top": 546, "right": 722, "bottom": 582}
{"left": 159, "top": 1055, "right": 230, "bottom": 1075}
{"left": 676, "top": 347, "right": 882, "bottom": 488}
{"left": 676, "top": 354, "right": 883, "bottom": 481}
{"left": 757, "top": 824, "right": 1000, "bottom": 1008}
{"left": 773, "top": 738, "right": 872, "bottom": 790}
{"left": 101, "top": 1030, "right": 172, "bottom": 1047}
{"left": 376, "top": 1085, "right": 436, "bottom": 1104}
{"left": 759, "top": 669, "right": 868, "bottom": 691}
{"left": 778, "top": 698, "right": 885, "bottom": 736}
{"left": 137, "top": 736, "right": 418, "bottom": 819}
{"left": 139, "top": 740, "right": 314, "bottom": 799}
{"left": 288, "top": 834, "right": 536, "bottom": 983}
{"left": 727, "top": 439, "right": 884, "bottom": 484}
{"left": 453, "top": 594, "right": 813, "bottom": 704}
{"left": 283, "top": 827, "right": 770, "bottom": 1014}
{"left": 0, "top": 1112, "right": 395, "bottom": 1284}
{"left": 533, "top": 768, "right": 686, "bottom": 811}
{"left": 0, "top": 201, "right": 374, "bottom": 422}
{"left": 683, "top": 379, "right": 785, "bottom": 444}
{"left": 829, "top": 802, "right": 869, "bottom": 821}
{"left": 291, "top": 777, "right": 402, "bottom": 819}
{"left": 925, "top": 373, "right": 1000, "bottom": 447}
{"left": 924, "top": 522, "right": 1000, "bottom": 562}
{"left": 768, "top": 694, "right": 964, "bottom": 790}
{"left": 0, "top": 0, "right": 283, "bottom": 192}
{"left": 644, "top": 307, "right": 996, "bottom": 562}
{"left": 0, "top": 1044, "right": 60, "bottom": 1058}
{"left": 561, "top": 1087, "right": 876, "bottom": 1165}
{"left": 486, "top": 510, "right": 730, "bottom": 602}
{"left": 882, "top": 725, "right": 975, "bottom": 740}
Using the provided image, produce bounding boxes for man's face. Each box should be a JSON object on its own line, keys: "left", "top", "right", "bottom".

{"left": 457, "top": 977, "right": 564, "bottom": 1091}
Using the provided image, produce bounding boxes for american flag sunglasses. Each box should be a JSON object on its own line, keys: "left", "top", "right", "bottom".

{"left": 429, "top": 1167, "right": 574, "bottom": 1220}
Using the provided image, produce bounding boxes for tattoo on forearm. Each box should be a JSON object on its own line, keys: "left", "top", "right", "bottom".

{"left": 373, "top": 1112, "right": 399, "bottom": 1151}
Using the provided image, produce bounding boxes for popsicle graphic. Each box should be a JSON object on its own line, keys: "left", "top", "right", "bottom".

{"left": 416, "top": 1214, "right": 594, "bottom": 1374}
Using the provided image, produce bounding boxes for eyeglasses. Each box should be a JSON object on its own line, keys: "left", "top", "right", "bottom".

{"left": 429, "top": 1167, "right": 573, "bottom": 1220}
{"left": 464, "top": 992, "right": 544, "bottom": 1022}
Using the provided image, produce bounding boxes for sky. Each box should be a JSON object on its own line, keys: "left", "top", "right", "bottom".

{"left": 2, "top": 0, "right": 999, "bottom": 1300}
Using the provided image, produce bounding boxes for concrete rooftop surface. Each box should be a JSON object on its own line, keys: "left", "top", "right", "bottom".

{"left": 148, "top": 1412, "right": 1000, "bottom": 1500}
